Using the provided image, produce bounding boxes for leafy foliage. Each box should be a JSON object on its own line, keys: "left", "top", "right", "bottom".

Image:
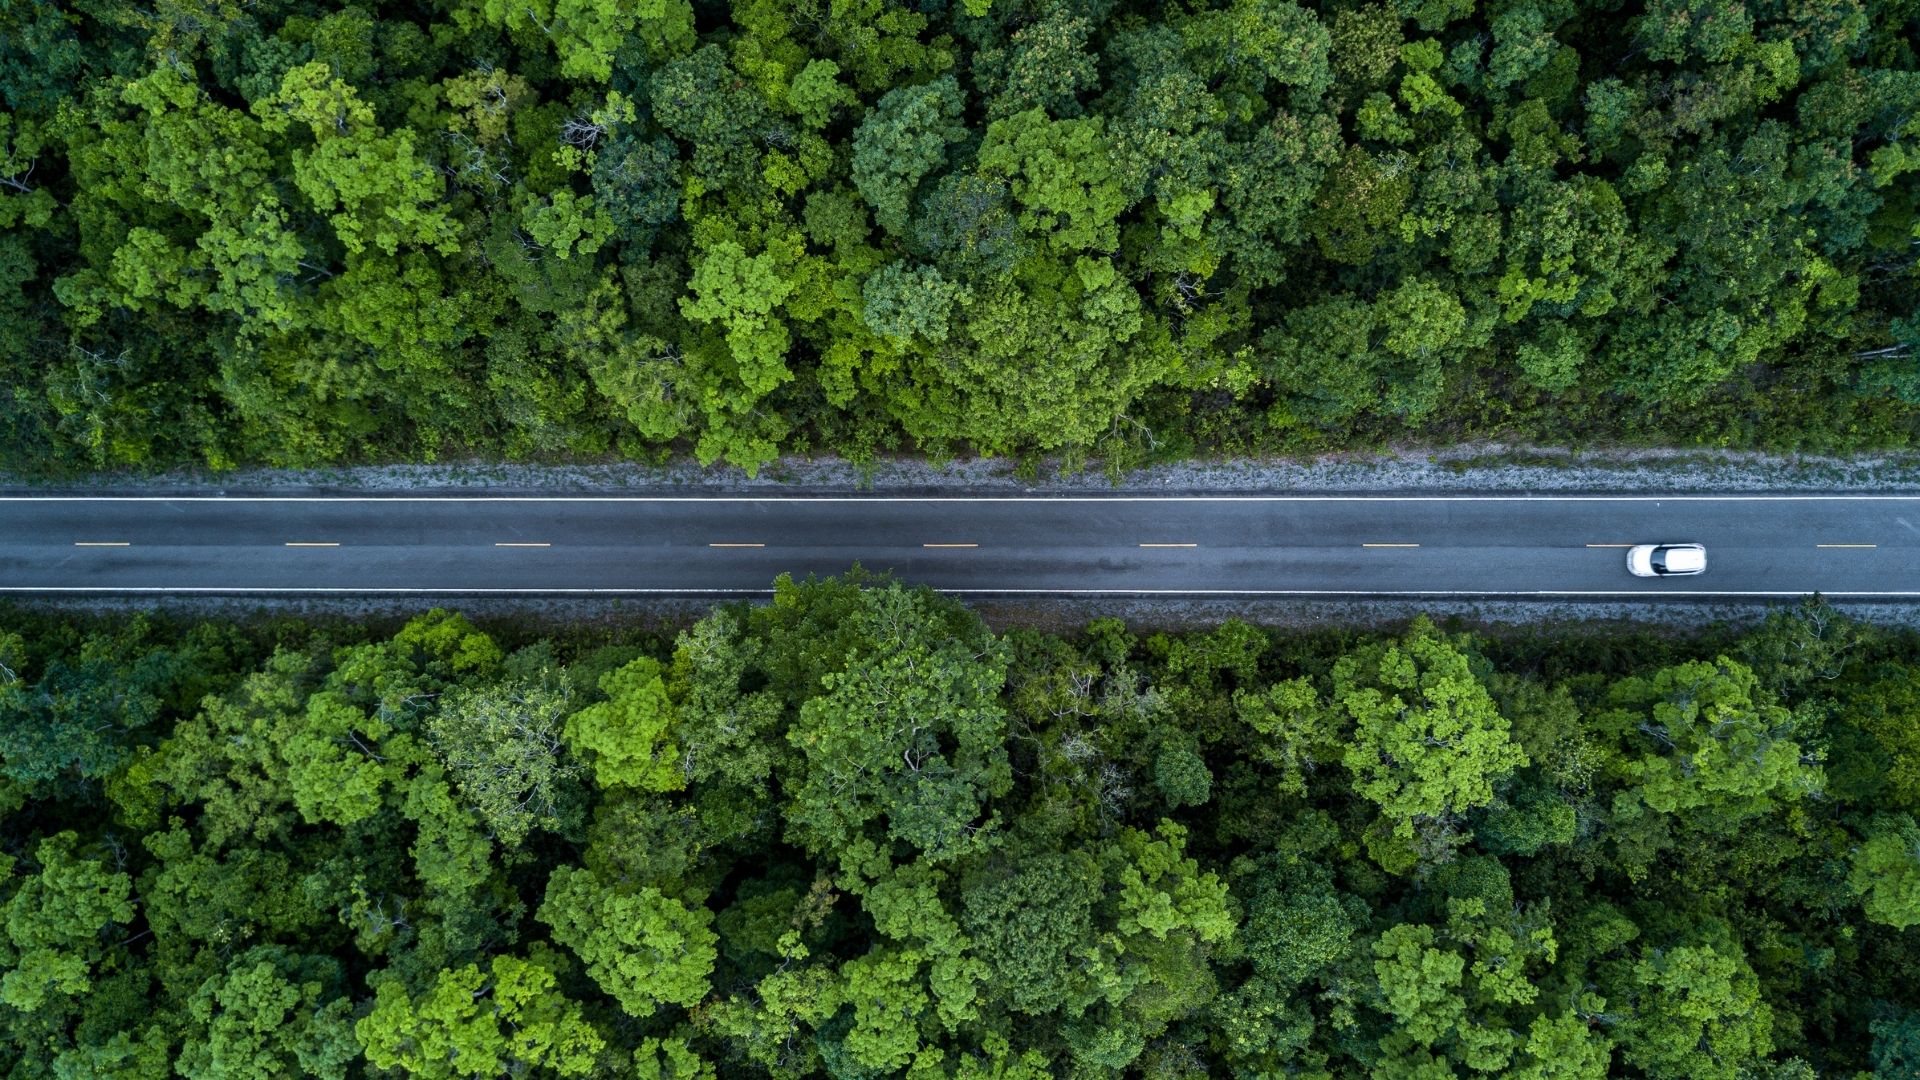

{"left": 0, "top": 589, "right": 1917, "bottom": 1076}
{"left": 1, "top": 0, "right": 1916, "bottom": 477}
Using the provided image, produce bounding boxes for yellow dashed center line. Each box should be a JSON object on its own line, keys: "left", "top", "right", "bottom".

{"left": 285, "top": 542, "right": 341, "bottom": 547}
{"left": 73, "top": 541, "right": 131, "bottom": 547}
{"left": 495, "top": 542, "right": 551, "bottom": 547}
{"left": 1817, "top": 543, "right": 1877, "bottom": 549}
{"left": 923, "top": 543, "right": 979, "bottom": 548}
{"left": 1363, "top": 543, "right": 1421, "bottom": 548}
{"left": 708, "top": 543, "right": 765, "bottom": 548}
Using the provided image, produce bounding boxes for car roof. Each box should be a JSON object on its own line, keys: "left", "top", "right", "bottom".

{"left": 1663, "top": 545, "right": 1706, "bottom": 571}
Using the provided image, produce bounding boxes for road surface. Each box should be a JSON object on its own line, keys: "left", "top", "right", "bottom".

{"left": 1, "top": 493, "right": 1916, "bottom": 598}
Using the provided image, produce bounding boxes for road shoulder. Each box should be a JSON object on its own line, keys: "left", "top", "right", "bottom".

{"left": 8, "top": 444, "right": 1920, "bottom": 496}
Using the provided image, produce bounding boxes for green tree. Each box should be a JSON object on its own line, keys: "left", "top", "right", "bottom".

{"left": 562, "top": 657, "right": 683, "bottom": 792}
{"left": 0, "top": 619, "right": 227, "bottom": 789}
{"left": 892, "top": 258, "right": 1163, "bottom": 453}
{"left": 1613, "top": 925, "right": 1774, "bottom": 1080}
{"left": 974, "top": 9, "right": 1098, "bottom": 120}
{"left": 977, "top": 109, "right": 1129, "bottom": 256}
{"left": 356, "top": 948, "right": 604, "bottom": 1078}
{"left": 961, "top": 851, "right": 1100, "bottom": 1015}
{"left": 649, "top": 46, "right": 773, "bottom": 190}
{"left": 1235, "top": 856, "right": 1365, "bottom": 989}
{"left": 461, "top": 0, "right": 693, "bottom": 79}
{"left": 1180, "top": 0, "right": 1334, "bottom": 97}
{"left": 1605, "top": 657, "right": 1824, "bottom": 831}
{"left": 0, "top": 832, "right": 136, "bottom": 1012}
{"left": 177, "top": 947, "right": 358, "bottom": 1080}
{"left": 1333, "top": 617, "right": 1527, "bottom": 840}
{"left": 254, "top": 63, "right": 458, "bottom": 258}
{"left": 537, "top": 866, "right": 717, "bottom": 1017}
{"left": 861, "top": 261, "right": 965, "bottom": 344}
{"left": 428, "top": 674, "right": 581, "bottom": 847}
{"left": 782, "top": 583, "right": 1012, "bottom": 864}
{"left": 1850, "top": 814, "right": 1920, "bottom": 930}
{"left": 852, "top": 76, "right": 967, "bottom": 238}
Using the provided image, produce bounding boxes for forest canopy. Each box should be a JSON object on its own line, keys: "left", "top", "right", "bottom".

{"left": 0, "top": 0, "right": 1917, "bottom": 474}
{"left": 2, "top": 581, "right": 1919, "bottom": 1077}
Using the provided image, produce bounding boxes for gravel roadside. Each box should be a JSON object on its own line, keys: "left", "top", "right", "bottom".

{"left": 9, "top": 443, "right": 1920, "bottom": 494}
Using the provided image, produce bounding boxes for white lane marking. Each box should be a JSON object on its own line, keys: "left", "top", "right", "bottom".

{"left": 1816, "top": 544, "right": 1877, "bottom": 548}
{"left": 1139, "top": 543, "right": 1198, "bottom": 548}
{"left": 1363, "top": 543, "right": 1420, "bottom": 548}
{"left": 923, "top": 543, "right": 979, "bottom": 548}
{"left": 72, "top": 541, "right": 131, "bottom": 547}
{"left": 495, "top": 542, "right": 552, "bottom": 547}
{"left": 708, "top": 543, "right": 766, "bottom": 548}
{"left": 1586, "top": 543, "right": 1634, "bottom": 548}
{"left": 5, "top": 588, "right": 1917, "bottom": 597}
{"left": 9, "top": 494, "right": 1920, "bottom": 503}
{"left": 284, "top": 542, "right": 341, "bottom": 547}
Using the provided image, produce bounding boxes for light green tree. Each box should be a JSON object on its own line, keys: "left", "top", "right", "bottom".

{"left": 522, "top": 191, "right": 614, "bottom": 261}
{"left": 537, "top": 867, "right": 717, "bottom": 1017}
{"left": 0, "top": 832, "right": 136, "bottom": 1011}
{"left": 563, "top": 657, "right": 684, "bottom": 791}
{"left": 834, "top": 946, "right": 933, "bottom": 1072}
{"left": 1606, "top": 657, "right": 1824, "bottom": 832}
{"left": 356, "top": 947, "right": 605, "bottom": 1078}
{"left": 281, "top": 689, "right": 408, "bottom": 828}
{"left": 785, "top": 60, "right": 858, "bottom": 130}
{"left": 1850, "top": 814, "right": 1920, "bottom": 930}
{"left": 678, "top": 238, "right": 797, "bottom": 400}
{"left": 1235, "top": 677, "right": 1342, "bottom": 798}
{"left": 633, "top": 1036, "right": 716, "bottom": 1080}
{"left": 254, "top": 63, "right": 458, "bottom": 257}
{"left": 1334, "top": 617, "right": 1527, "bottom": 839}
{"left": 1615, "top": 927, "right": 1773, "bottom": 1080}
{"left": 978, "top": 109, "right": 1128, "bottom": 255}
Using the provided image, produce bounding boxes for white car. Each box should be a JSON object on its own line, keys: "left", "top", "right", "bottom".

{"left": 1627, "top": 543, "right": 1706, "bottom": 577}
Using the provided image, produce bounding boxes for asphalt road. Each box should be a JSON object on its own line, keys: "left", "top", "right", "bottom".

{"left": 1, "top": 493, "right": 1917, "bottom": 598}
